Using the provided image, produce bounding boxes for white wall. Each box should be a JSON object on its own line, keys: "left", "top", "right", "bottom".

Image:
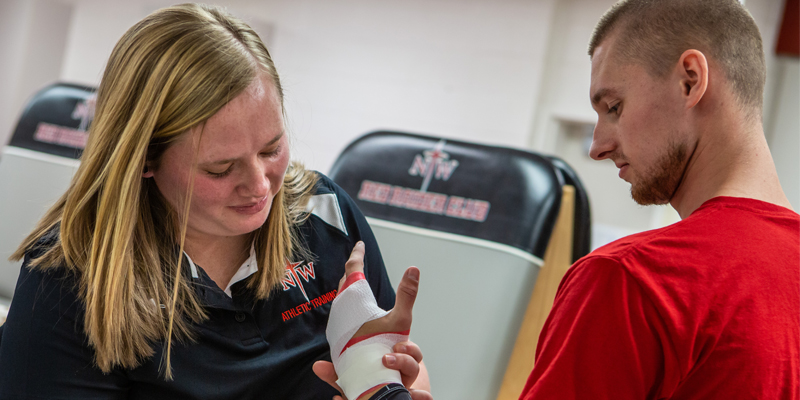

{"left": 59, "top": 0, "right": 155, "bottom": 85}
{"left": 0, "top": 0, "right": 30, "bottom": 148}
{"left": 767, "top": 58, "right": 800, "bottom": 210}
{"left": 0, "top": 0, "right": 72, "bottom": 149}
{"left": 55, "top": 0, "right": 558, "bottom": 172}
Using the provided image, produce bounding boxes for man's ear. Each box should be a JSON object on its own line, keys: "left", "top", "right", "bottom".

{"left": 677, "top": 49, "right": 709, "bottom": 109}
{"left": 142, "top": 163, "right": 155, "bottom": 178}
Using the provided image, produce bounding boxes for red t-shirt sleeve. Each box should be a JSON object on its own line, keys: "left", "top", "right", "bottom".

{"left": 520, "top": 257, "right": 670, "bottom": 399}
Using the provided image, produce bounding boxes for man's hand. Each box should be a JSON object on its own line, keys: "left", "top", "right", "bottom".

{"left": 313, "top": 340, "right": 432, "bottom": 400}
{"left": 313, "top": 242, "right": 432, "bottom": 399}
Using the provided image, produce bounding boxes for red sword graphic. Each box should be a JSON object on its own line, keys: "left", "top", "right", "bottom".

{"left": 284, "top": 262, "right": 310, "bottom": 302}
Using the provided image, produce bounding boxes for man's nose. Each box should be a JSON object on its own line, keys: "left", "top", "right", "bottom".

{"left": 588, "top": 122, "right": 615, "bottom": 160}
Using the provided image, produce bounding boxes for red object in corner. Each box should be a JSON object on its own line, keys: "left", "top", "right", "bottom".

{"left": 776, "top": 0, "right": 799, "bottom": 56}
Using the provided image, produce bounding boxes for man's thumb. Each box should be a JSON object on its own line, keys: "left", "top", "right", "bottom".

{"left": 393, "top": 267, "right": 420, "bottom": 325}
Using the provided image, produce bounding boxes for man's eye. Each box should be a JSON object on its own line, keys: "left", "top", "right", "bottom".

{"left": 607, "top": 104, "right": 620, "bottom": 114}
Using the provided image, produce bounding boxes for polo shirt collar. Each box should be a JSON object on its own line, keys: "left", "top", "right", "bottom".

{"left": 183, "top": 242, "right": 259, "bottom": 298}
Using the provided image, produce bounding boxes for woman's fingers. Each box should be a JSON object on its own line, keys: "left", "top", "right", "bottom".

{"left": 312, "top": 360, "right": 343, "bottom": 395}
{"left": 409, "top": 389, "right": 434, "bottom": 400}
{"left": 388, "top": 341, "right": 429, "bottom": 391}
{"left": 383, "top": 353, "right": 420, "bottom": 388}
{"left": 393, "top": 341, "right": 423, "bottom": 363}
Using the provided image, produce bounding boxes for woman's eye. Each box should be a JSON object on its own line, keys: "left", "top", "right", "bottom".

{"left": 207, "top": 167, "right": 232, "bottom": 178}
{"left": 260, "top": 146, "right": 281, "bottom": 157}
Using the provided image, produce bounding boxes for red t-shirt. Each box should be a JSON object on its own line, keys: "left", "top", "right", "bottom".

{"left": 521, "top": 197, "right": 800, "bottom": 399}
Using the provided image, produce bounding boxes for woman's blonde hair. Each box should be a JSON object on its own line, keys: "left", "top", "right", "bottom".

{"left": 12, "top": 3, "right": 317, "bottom": 377}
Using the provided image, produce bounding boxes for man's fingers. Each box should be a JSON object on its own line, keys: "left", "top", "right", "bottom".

{"left": 312, "top": 361, "right": 343, "bottom": 395}
{"left": 345, "top": 241, "right": 366, "bottom": 276}
{"left": 383, "top": 353, "right": 420, "bottom": 388}
{"left": 392, "top": 267, "right": 420, "bottom": 327}
{"left": 338, "top": 242, "right": 366, "bottom": 292}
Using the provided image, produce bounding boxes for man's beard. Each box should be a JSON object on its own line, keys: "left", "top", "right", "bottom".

{"left": 630, "top": 141, "right": 687, "bottom": 205}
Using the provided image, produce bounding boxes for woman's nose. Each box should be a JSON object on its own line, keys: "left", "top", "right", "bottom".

{"left": 239, "top": 162, "right": 270, "bottom": 198}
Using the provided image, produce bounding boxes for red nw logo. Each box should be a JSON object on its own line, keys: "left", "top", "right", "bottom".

{"left": 281, "top": 261, "right": 316, "bottom": 302}
{"left": 71, "top": 94, "right": 96, "bottom": 132}
{"left": 408, "top": 139, "right": 459, "bottom": 192}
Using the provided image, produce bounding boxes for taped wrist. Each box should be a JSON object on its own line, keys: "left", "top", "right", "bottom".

{"left": 326, "top": 273, "right": 408, "bottom": 400}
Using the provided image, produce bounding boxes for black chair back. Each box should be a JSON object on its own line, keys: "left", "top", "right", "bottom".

{"left": 329, "top": 131, "right": 563, "bottom": 260}
{"left": 7, "top": 82, "right": 96, "bottom": 159}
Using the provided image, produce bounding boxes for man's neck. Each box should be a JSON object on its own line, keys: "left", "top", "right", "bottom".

{"left": 670, "top": 116, "right": 793, "bottom": 218}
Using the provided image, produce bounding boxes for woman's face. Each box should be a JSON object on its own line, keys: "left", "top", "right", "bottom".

{"left": 146, "top": 75, "right": 290, "bottom": 243}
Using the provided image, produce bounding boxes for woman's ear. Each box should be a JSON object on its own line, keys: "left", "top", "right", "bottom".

{"left": 142, "top": 163, "right": 155, "bottom": 178}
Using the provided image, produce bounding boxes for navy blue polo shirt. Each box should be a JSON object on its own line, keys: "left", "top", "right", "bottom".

{"left": 0, "top": 173, "right": 396, "bottom": 399}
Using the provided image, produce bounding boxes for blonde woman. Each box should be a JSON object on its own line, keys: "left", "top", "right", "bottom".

{"left": 0, "top": 4, "right": 429, "bottom": 399}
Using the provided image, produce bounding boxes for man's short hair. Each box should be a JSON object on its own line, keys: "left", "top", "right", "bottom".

{"left": 588, "top": 0, "right": 766, "bottom": 117}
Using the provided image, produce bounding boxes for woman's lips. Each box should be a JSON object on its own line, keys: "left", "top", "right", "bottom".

{"left": 230, "top": 196, "right": 269, "bottom": 215}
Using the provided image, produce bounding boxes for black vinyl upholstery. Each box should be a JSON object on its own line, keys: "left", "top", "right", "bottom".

{"left": 328, "top": 131, "right": 563, "bottom": 260}
{"left": 7, "top": 82, "right": 96, "bottom": 159}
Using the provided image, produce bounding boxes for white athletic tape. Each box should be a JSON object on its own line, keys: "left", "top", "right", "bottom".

{"left": 336, "top": 341, "right": 402, "bottom": 400}
{"left": 327, "top": 278, "right": 389, "bottom": 363}
{"left": 326, "top": 278, "right": 407, "bottom": 399}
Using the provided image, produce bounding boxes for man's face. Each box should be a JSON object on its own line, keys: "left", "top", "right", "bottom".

{"left": 589, "top": 35, "right": 690, "bottom": 205}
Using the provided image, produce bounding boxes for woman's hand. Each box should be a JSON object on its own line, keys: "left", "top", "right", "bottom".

{"left": 313, "top": 242, "right": 432, "bottom": 400}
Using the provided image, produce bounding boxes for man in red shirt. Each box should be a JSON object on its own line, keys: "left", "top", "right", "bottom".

{"left": 521, "top": 0, "right": 799, "bottom": 399}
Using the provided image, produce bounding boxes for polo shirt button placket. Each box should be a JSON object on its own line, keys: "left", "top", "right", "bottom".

{"left": 235, "top": 312, "right": 246, "bottom": 323}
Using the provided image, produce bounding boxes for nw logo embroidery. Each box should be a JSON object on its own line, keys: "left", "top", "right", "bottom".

{"left": 408, "top": 139, "right": 459, "bottom": 192}
{"left": 356, "top": 137, "right": 491, "bottom": 222}
{"left": 72, "top": 94, "right": 96, "bottom": 132}
{"left": 281, "top": 261, "right": 316, "bottom": 302}
{"left": 280, "top": 261, "right": 337, "bottom": 322}
{"left": 32, "top": 94, "right": 96, "bottom": 150}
